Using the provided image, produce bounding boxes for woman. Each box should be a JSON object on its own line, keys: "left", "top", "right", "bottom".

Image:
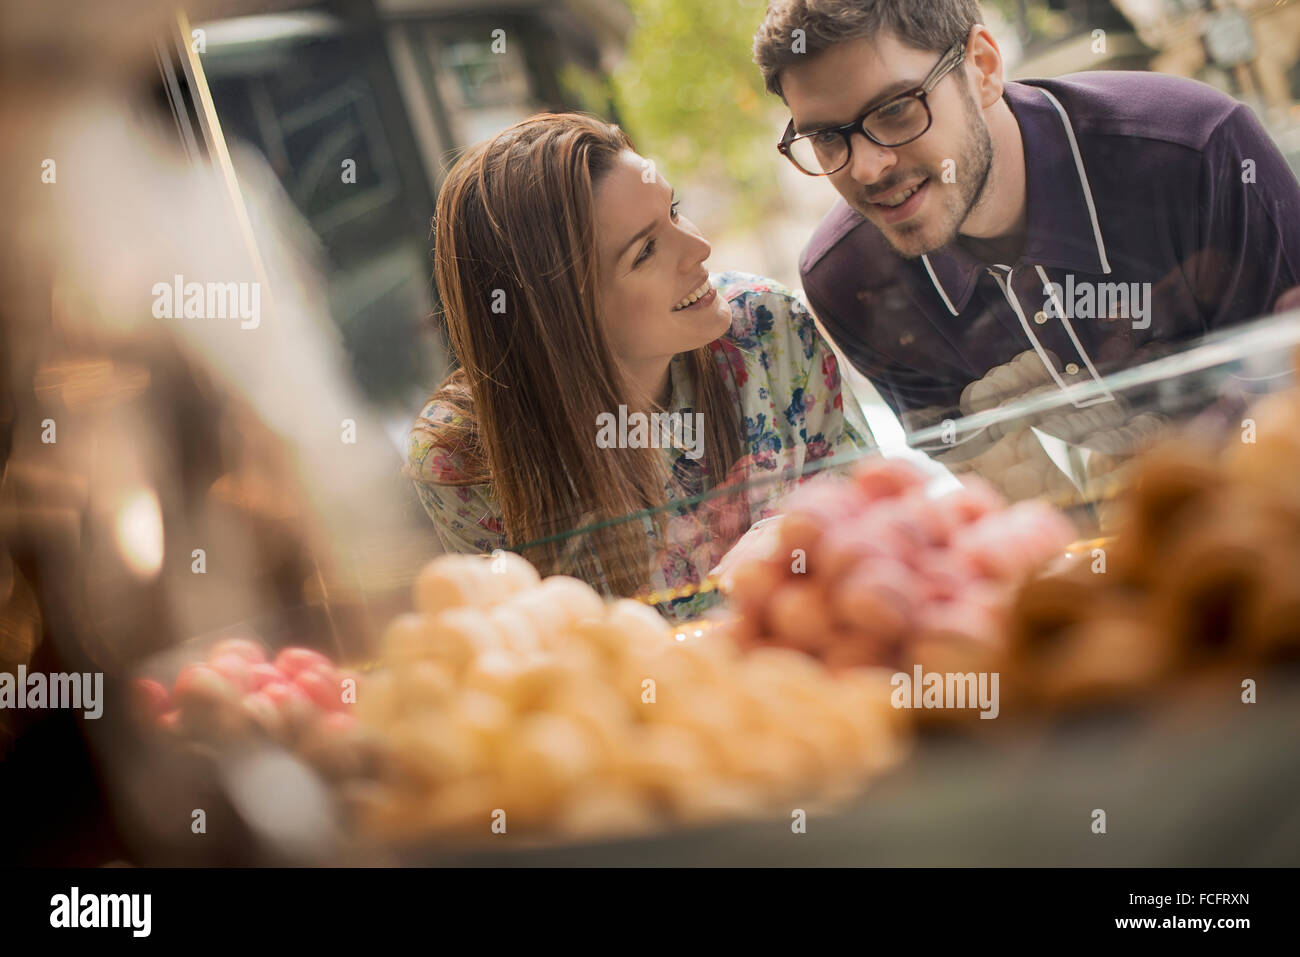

{"left": 407, "top": 113, "right": 870, "bottom": 619}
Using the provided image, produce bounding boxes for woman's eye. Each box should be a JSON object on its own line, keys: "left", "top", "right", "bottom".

{"left": 633, "top": 238, "right": 656, "bottom": 268}
{"left": 632, "top": 199, "right": 678, "bottom": 268}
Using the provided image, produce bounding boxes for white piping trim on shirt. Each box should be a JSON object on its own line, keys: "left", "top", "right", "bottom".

{"left": 920, "top": 86, "right": 1110, "bottom": 316}
{"left": 1036, "top": 87, "right": 1112, "bottom": 276}
{"left": 922, "top": 254, "right": 960, "bottom": 316}
{"left": 988, "top": 265, "right": 1107, "bottom": 409}
{"left": 1035, "top": 264, "right": 1115, "bottom": 404}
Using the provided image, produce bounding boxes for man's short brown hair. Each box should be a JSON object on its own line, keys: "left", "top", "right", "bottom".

{"left": 754, "top": 0, "right": 983, "bottom": 98}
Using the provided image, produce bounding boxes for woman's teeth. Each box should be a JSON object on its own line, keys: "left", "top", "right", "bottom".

{"left": 877, "top": 181, "right": 925, "bottom": 208}
{"left": 672, "top": 279, "right": 712, "bottom": 311}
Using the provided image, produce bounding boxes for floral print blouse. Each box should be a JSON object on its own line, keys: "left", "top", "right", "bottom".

{"left": 408, "top": 271, "right": 873, "bottom": 620}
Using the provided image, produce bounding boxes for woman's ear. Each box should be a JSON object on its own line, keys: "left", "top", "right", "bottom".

{"left": 965, "top": 24, "right": 1006, "bottom": 110}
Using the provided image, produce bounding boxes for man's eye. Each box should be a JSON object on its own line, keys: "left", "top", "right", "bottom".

{"left": 633, "top": 238, "right": 656, "bottom": 268}
{"left": 874, "top": 100, "right": 907, "bottom": 120}
{"left": 811, "top": 131, "right": 840, "bottom": 147}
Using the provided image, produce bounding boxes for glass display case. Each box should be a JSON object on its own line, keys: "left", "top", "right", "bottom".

{"left": 502, "top": 308, "right": 1300, "bottom": 620}
{"left": 97, "top": 307, "right": 1300, "bottom": 867}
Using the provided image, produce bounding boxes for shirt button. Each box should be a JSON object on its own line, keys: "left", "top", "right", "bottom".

{"left": 1033, "top": 310, "right": 1048, "bottom": 325}
{"left": 1065, "top": 362, "right": 1080, "bottom": 375}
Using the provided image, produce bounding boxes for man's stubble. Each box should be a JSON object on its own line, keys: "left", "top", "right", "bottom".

{"left": 858, "top": 85, "right": 994, "bottom": 261}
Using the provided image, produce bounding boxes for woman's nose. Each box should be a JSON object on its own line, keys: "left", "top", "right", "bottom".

{"left": 679, "top": 219, "right": 711, "bottom": 266}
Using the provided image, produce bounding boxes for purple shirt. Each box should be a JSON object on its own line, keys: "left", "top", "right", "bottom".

{"left": 800, "top": 72, "right": 1300, "bottom": 417}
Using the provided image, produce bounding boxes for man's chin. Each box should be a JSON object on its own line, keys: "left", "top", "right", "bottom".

{"left": 878, "top": 221, "right": 946, "bottom": 261}
{"left": 851, "top": 204, "right": 950, "bottom": 260}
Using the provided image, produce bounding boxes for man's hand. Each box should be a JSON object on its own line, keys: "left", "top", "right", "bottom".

{"left": 1275, "top": 286, "right": 1300, "bottom": 315}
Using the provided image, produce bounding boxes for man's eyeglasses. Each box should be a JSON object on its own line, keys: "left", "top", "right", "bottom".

{"left": 778, "top": 40, "right": 967, "bottom": 177}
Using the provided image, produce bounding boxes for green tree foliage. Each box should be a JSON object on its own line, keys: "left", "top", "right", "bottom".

{"left": 611, "top": 0, "right": 782, "bottom": 225}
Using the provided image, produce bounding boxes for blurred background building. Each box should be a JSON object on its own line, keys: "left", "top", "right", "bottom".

{"left": 185, "top": 0, "right": 633, "bottom": 422}
{"left": 163, "top": 0, "right": 1300, "bottom": 447}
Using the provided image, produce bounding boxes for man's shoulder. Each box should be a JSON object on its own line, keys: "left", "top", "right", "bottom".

{"left": 799, "top": 199, "right": 903, "bottom": 287}
{"left": 1014, "top": 72, "right": 1243, "bottom": 151}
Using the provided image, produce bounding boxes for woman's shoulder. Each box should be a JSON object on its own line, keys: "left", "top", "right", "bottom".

{"left": 407, "top": 395, "right": 479, "bottom": 485}
{"left": 406, "top": 395, "right": 506, "bottom": 550}
{"left": 713, "top": 271, "right": 804, "bottom": 314}
{"left": 710, "top": 270, "right": 819, "bottom": 359}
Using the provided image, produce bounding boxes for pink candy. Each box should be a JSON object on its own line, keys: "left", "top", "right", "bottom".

{"left": 727, "top": 457, "right": 1074, "bottom": 661}
{"left": 143, "top": 637, "right": 350, "bottom": 742}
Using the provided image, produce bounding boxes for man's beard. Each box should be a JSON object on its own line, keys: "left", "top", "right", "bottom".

{"left": 851, "top": 88, "right": 994, "bottom": 260}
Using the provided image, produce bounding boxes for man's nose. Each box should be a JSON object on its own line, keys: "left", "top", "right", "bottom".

{"left": 845, "top": 131, "right": 897, "bottom": 186}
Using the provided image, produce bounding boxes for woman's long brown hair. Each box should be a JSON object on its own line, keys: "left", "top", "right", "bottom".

{"left": 413, "top": 113, "right": 742, "bottom": 595}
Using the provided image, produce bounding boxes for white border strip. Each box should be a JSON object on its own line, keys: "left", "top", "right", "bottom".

{"left": 1036, "top": 87, "right": 1112, "bottom": 275}
{"left": 989, "top": 265, "right": 1103, "bottom": 409}
{"left": 1035, "top": 265, "right": 1115, "bottom": 404}
{"left": 922, "top": 254, "right": 960, "bottom": 316}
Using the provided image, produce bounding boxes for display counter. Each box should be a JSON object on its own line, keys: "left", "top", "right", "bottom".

{"left": 100, "top": 309, "right": 1300, "bottom": 865}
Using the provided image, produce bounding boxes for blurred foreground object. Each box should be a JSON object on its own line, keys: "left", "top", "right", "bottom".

{"left": 1004, "top": 346, "right": 1300, "bottom": 711}
{"left": 720, "top": 457, "right": 1075, "bottom": 674}
{"left": 0, "top": 0, "right": 433, "bottom": 863}
{"left": 351, "top": 552, "right": 908, "bottom": 845}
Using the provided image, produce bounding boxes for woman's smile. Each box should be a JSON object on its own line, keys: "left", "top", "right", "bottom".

{"left": 672, "top": 277, "right": 714, "bottom": 311}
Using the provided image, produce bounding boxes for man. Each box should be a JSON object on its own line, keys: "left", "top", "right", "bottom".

{"left": 753, "top": 0, "right": 1300, "bottom": 421}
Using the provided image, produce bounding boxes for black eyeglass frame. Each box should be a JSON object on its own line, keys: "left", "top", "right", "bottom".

{"left": 777, "top": 40, "right": 968, "bottom": 177}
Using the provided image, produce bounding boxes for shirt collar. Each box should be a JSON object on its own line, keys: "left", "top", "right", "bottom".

{"left": 921, "top": 79, "right": 1113, "bottom": 315}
